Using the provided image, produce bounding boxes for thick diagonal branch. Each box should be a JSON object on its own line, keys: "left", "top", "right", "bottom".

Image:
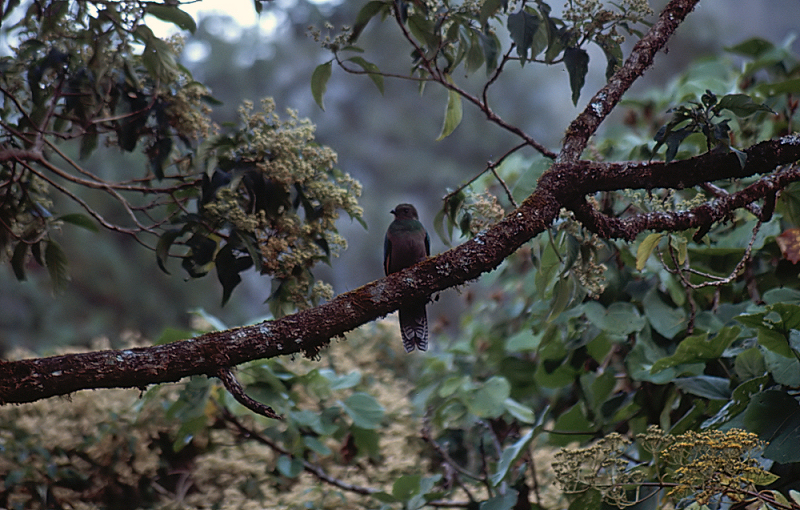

{"left": 558, "top": 0, "right": 700, "bottom": 162}
{"left": 2, "top": 135, "right": 800, "bottom": 405}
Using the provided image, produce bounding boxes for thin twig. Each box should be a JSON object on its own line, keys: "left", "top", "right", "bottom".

{"left": 216, "top": 368, "right": 282, "bottom": 419}
{"left": 389, "top": 3, "right": 556, "bottom": 159}
{"left": 443, "top": 142, "right": 527, "bottom": 207}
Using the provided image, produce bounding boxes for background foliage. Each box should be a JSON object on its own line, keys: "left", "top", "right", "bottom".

{"left": 3, "top": 0, "right": 800, "bottom": 509}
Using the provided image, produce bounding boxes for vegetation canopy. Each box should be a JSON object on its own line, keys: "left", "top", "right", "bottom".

{"left": 2, "top": 0, "right": 800, "bottom": 509}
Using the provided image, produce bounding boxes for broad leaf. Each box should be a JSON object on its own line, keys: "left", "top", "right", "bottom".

{"left": 563, "top": 47, "right": 589, "bottom": 106}
{"left": 651, "top": 327, "right": 739, "bottom": 373}
{"left": 507, "top": 9, "right": 541, "bottom": 64}
{"left": 715, "top": 93, "right": 775, "bottom": 117}
{"left": 340, "top": 392, "right": 384, "bottom": 429}
{"left": 346, "top": 56, "right": 384, "bottom": 94}
{"left": 743, "top": 390, "right": 800, "bottom": 463}
{"left": 57, "top": 213, "right": 99, "bottom": 232}
{"left": 491, "top": 428, "right": 534, "bottom": 486}
{"left": 146, "top": 4, "right": 196, "bottom": 33}
{"left": 44, "top": 239, "right": 69, "bottom": 293}
{"left": 311, "top": 61, "right": 333, "bottom": 110}
{"left": 350, "top": 0, "right": 388, "bottom": 42}
{"left": 436, "top": 81, "right": 463, "bottom": 140}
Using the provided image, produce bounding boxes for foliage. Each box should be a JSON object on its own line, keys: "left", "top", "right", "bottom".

{"left": 0, "top": 0, "right": 364, "bottom": 309}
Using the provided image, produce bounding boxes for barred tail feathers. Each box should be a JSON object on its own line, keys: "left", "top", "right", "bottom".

{"left": 399, "top": 304, "right": 428, "bottom": 352}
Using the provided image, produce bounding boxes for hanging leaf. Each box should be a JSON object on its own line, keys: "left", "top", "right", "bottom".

{"left": 311, "top": 61, "right": 333, "bottom": 110}
{"left": 44, "top": 239, "right": 70, "bottom": 293}
{"left": 636, "top": 233, "right": 663, "bottom": 270}
{"left": 490, "top": 428, "right": 534, "bottom": 486}
{"left": 436, "top": 79, "right": 463, "bottom": 141}
{"left": 11, "top": 242, "right": 28, "bottom": 281}
{"left": 563, "top": 47, "right": 589, "bottom": 106}
{"left": 339, "top": 392, "right": 385, "bottom": 429}
{"left": 346, "top": 56, "right": 384, "bottom": 94}
{"left": 145, "top": 4, "right": 196, "bottom": 33}
{"left": 350, "top": 0, "right": 388, "bottom": 42}
{"left": 507, "top": 9, "right": 541, "bottom": 64}
{"left": 479, "top": 0, "right": 504, "bottom": 26}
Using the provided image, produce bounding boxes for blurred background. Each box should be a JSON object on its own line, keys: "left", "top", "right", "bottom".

{"left": 1, "top": 0, "right": 799, "bottom": 350}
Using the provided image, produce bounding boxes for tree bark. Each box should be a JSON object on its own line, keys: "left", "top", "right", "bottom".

{"left": 3, "top": 0, "right": 800, "bottom": 407}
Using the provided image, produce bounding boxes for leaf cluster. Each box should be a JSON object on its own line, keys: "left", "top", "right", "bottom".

{"left": 2, "top": 1, "right": 365, "bottom": 309}
{"left": 156, "top": 99, "right": 364, "bottom": 310}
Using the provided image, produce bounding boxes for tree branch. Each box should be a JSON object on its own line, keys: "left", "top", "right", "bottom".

{"left": 558, "top": 0, "right": 700, "bottom": 162}
{"left": 2, "top": 134, "right": 800, "bottom": 404}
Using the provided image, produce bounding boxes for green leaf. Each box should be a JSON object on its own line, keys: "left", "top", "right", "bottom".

{"left": 56, "top": 213, "right": 99, "bottom": 232}
{"left": 480, "top": 489, "right": 519, "bottom": 510}
{"left": 643, "top": 288, "right": 687, "bottom": 339}
{"left": 651, "top": 327, "right": 739, "bottom": 373}
{"left": 701, "top": 375, "right": 769, "bottom": 430}
{"left": 491, "top": 428, "right": 534, "bottom": 486}
{"left": 352, "top": 426, "right": 381, "bottom": 459}
{"left": 715, "top": 93, "right": 775, "bottom": 117}
{"left": 320, "top": 368, "right": 361, "bottom": 390}
{"left": 503, "top": 398, "right": 536, "bottom": 423}
{"left": 393, "top": 474, "right": 422, "bottom": 500}
{"left": 215, "top": 244, "right": 248, "bottom": 306}
{"left": 311, "top": 61, "right": 333, "bottom": 111}
{"left": 563, "top": 47, "right": 589, "bottom": 106}
{"left": 340, "top": 392, "right": 384, "bottom": 429}
{"left": 673, "top": 375, "right": 731, "bottom": 399}
{"left": 726, "top": 37, "right": 774, "bottom": 57}
{"left": 44, "top": 239, "right": 69, "bottom": 293}
{"left": 636, "top": 233, "right": 663, "bottom": 270}
{"left": 547, "top": 277, "right": 573, "bottom": 323}
{"left": 597, "top": 37, "right": 623, "bottom": 80}
{"left": 11, "top": 242, "right": 28, "bottom": 281}
{"left": 479, "top": 0, "right": 504, "bottom": 26}
{"left": 346, "top": 56, "right": 384, "bottom": 94}
{"left": 146, "top": 4, "right": 196, "bottom": 33}
{"left": 568, "top": 488, "right": 602, "bottom": 510}
{"left": 141, "top": 37, "right": 179, "bottom": 81}
{"left": 277, "top": 455, "right": 304, "bottom": 478}
{"left": 407, "top": 13, "right": 438, "bottom": 49}
{"left": 480, "top": 30, "right": 500, "bottom": 75}
{"left": 156, "top": 229, "right": 181, "bottom": 274}
{"left": 465, "top": 29, "right": 485, "bottom": 74}
{"left": 79, "top": 126, "right": 98, "bottom": 160}
{"left": 549, "top": 404, "right": 592, "bottom": 446}
{"left": 507, "top": 9, "right": 541, "bottom": 64}
{"left": 764, "top": 350, "right": 800, "bottom": 386}
{"left": 506, "top": 329, "right": 542, "bottom": 352}
{"left": 303, "top": 436, "right": 331, "bottom": 456}
{"left": 734, "top": 347, "right": 766, "bottom": 380}
{"left": 583, "top": 301, "right": 646, "bottom": 336}
{"left": 755, "top": 77, "right": 800, "bottom": 96}
{"left": 743, "top": 390, "right": 800, "bottom": 463}
{"left": 436, "top": 81, "right": 463, "bottom": 140}
{"left": 350, "top": 0, "right": 387, "bottom": 42}
{"left": 469, "top": 376, "right": 511, "bottom": 418}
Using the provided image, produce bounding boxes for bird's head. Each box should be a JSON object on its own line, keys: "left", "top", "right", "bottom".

{"left": 391, "top": 204, "right": 419, "bottom": 220}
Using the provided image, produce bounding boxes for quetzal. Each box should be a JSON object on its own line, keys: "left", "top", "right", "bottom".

{"left": 384, "top": 204, "right": 430, "bottom": 352}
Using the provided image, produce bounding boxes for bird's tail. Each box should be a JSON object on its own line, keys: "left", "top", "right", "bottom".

{"left": 399, "top": 304, "right": 428, "bottom": 352}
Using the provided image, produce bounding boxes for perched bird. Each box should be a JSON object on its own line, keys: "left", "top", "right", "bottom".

{"left": 384, "top": 204, "right": 430, "bottom": 352}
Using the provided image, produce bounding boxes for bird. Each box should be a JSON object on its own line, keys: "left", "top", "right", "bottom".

{"left": 384, "top": 204, "right": 430, "bottom": 352}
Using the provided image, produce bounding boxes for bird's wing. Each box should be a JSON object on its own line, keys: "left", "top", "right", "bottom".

{"left": 383, "top": 232, "right": 392, "bottom": 276}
